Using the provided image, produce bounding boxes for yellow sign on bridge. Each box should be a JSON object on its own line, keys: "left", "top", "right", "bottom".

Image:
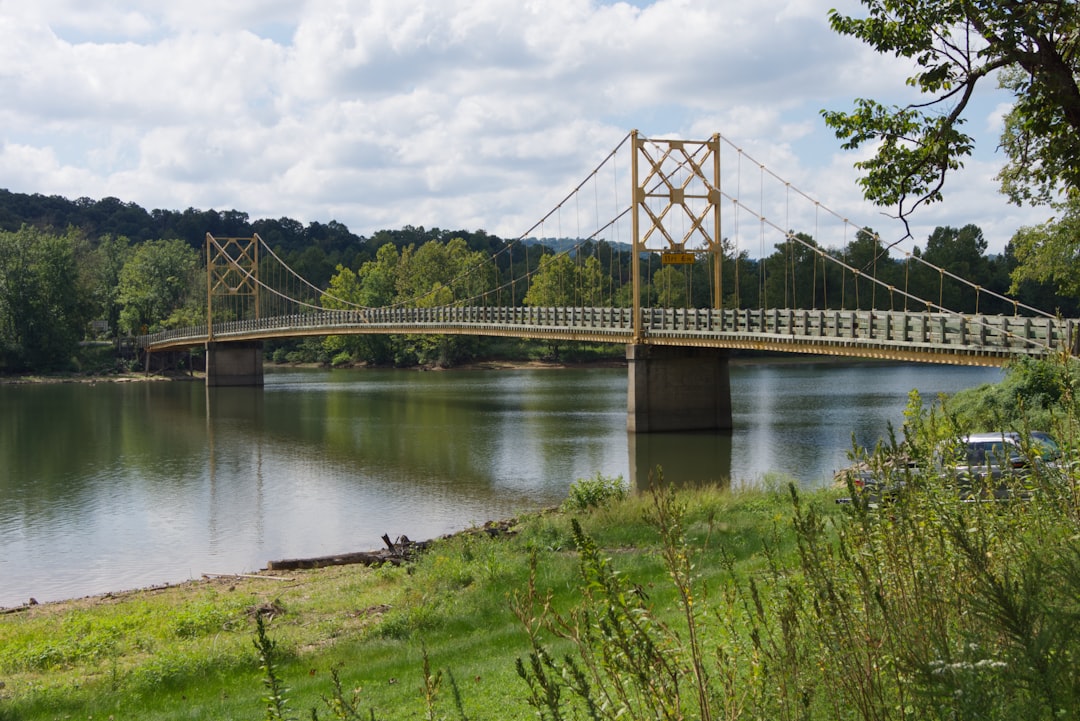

{"left": 661, "top": 252, "right": 695, "bottom": 265}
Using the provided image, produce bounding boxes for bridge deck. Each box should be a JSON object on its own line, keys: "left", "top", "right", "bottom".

{"left": 141, "top": 306, "right": 1079, "bottom": 367}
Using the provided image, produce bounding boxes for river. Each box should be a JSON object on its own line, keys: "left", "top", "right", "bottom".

{"left": 0, "top": 361, "right": 1001, "bottom": 607}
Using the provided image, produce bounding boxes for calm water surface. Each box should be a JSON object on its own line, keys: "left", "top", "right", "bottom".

{"left": 0, "top": 362, "right": 1001, "bottom": 607}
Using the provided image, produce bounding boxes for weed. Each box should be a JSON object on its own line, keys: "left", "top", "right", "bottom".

{"left": 791, "top": 389, "right": 1080, "bottom": 719}
{"left": 254, "top": 620, "right": 461, "bottom": 721}
{"left": 513, "top": 482, "right": 712, "bottom": 721}
{"left": 254, "top": 614, "right": 292, "bottom": 721}
{"left": 561, "top": 472, "right": 628, "bottom": 512}
{"left": 2, "top": 618, "right": 123, "bottom": 672}
{"left": 522, "top": 517, "right": 571, "bottom": 552}
{"left": 172, "top": 598, "right": 247, "bottom": 639}
{"left": 377, "top": 600, "right": 443, "bottom": 640}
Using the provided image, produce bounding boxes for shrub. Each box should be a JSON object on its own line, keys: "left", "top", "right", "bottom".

{"left": 947, "top": 355, "right": 1080, "bottom": 431}
{"left": 561, "top": 473, "right": 628, "bottom": 512}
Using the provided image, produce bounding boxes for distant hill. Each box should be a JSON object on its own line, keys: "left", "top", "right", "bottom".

{"left": 0, "top": 188, "right": 620, "bottom": 258}
{"left": 522, "top": 236, "right": 633, "bottom": 254}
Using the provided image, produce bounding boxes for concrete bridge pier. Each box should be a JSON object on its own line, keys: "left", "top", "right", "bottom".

{"left": 627, "top": 344, "right": 733, "bottom": 432}
{"left": 206, "top": 341, "right": 264, "bottom": 387}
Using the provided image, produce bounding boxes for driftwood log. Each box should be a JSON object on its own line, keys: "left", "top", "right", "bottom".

{"left": 266, "top": 534, "right": 430, "bottom": 571}
{"left": 265, "top": 519, "right": 520, "bottom": 572}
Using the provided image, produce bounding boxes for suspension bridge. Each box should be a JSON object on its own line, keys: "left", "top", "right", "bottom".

{"left": 139, "top": 130, "right": 1080, "bottom": 432}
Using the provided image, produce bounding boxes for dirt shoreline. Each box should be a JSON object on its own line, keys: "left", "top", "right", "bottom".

{"left": 0, "top": 359, "right": 628, "bottom": 385}
{"left": 0, "top": 375, "right": 197, "bottom": 386}
{"left": 1, "top": 517, "right": 531, "bottom": 614}
{"left": 1, "top": 352, "right": 883, "bottom": 386}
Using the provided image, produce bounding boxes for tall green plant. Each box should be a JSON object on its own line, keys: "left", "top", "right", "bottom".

{"left": 512, "top": 515, "right": 690, "bottom": 721}
{"left": 253, "top": 614, "right": 462, "bottom": 721}
{"left": 793, "top": 383, "right": 1080, "bottom": 719}
{"left": 514, "top": 476, "right": 783, "bottom": 721}
{"left": 240, "top": 359, "right": 1080, "bottom": 721}
{"left": 253, "top": 614, "right": 293, "bottom": 721}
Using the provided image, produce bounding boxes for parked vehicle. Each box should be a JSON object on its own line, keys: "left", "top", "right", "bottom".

{"left": 939, "top": 431, "right": 1059, "bottom": 499}
{"left": 835, "top": 459, "right": 916, "bottom": 507}
{"left": 837, "top": 431, "right": 1060, "bottom": 505}
{"left": 1029, "top": 431, "right": 1062, "bottom": 461}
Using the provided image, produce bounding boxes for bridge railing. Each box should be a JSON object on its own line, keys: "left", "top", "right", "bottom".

{"left": 141, "top": 306, "right": 637, "bottom": 343}
{"left": 646, "top": 308, "right": 1077, "bottom": 353}
{"left": 139, "top": 305, "right": 1079, "bottom": 360}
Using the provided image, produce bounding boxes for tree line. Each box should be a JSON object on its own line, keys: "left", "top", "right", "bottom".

{"left": 0, "top": 189, "right": 1075, "bottom": 373}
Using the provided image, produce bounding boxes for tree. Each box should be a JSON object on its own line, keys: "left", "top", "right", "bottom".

{"left": 761, "top": 234, "right": 828, "bottom": 309}
{"left": 359, "top": 242, "right": 401, "bottom": 307}
{"left": 85, "top": 235, "right": 133, "bottom": 344}
{"left": 286, "top": 245, "right": 337, "bottom": 292}
{"left": 823, "top": 1, "right": 1080, "bottom": 225}
{"left": 585, "top": 240, "right": 630, "bottom": 304}
{"left": 321, "top": 264, "right": 371, "bottom": 365}
{"left": 1009, "top": 195, "right": 1080, "bottom": 302}
{"left": 523, "top": 253, "right": 576, "bottom": 308}
{"left": 321, "top": 247, "right": 399, "bottom": 366}
{"left": 0, "top": 226, "right": 92, "bottom": 371}
{"left": 652, "top": 266, "right": 690, "bottom": 308}
{"left": 918, "top": 224, "right": 990, "bottom": 312}
{"left": 393, "top": 238, "right": 495, "bottom": 366}
{"left": 251, "top": 217, "right": 305, "bottom": 254}
{"left": 718, "top": 242, "right": 758, "bottom": 310}
{"left": 344, "top": 242, "right": 401, "bottom": 365}
{"left": 395, "top": 238, "right": 493, "bottom": 307}
{"left": 578, "top": 255, "right": 608, "bottom": 307}
{"left": 117, "top": 238, "right": 200, "bottom": 334}
{"left": 523, "top": 252, "right": 580, "bottom": 359}
{"left": 839, "top": 228, "right": 902, "bottom": 309}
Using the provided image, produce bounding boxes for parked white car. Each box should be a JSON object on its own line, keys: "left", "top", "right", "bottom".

{"left": 937, "top": 431, "right": 1060, "bottom": 499}
{"left": 838, "top": 431, "right": 1061, "bottom": 505}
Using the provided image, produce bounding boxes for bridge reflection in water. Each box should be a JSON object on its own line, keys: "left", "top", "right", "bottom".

{"left": 201, "top": 379, "right": 734, "bottom": 497}
{"left": 629, "top": 431, "right": 732, "bottom": 491}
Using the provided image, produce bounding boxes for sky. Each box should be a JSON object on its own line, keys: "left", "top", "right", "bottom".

{"left": 0, "top": 0, "right": 1057, "bottom": 257}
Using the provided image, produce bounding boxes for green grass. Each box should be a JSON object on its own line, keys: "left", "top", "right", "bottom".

{"left": 0, "top": 485, "right": 818, "bottom": 720}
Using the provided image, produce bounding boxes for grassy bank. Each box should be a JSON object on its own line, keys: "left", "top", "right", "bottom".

{"left": 0, "top": 481, "right": 817, "bottom": 720}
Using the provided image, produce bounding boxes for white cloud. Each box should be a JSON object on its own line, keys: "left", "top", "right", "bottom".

{"left": 0, "top": 142, "right": 100, "bottom": 194}
{"left": 0, "top": 0, "right": 1052, "bottom": 255}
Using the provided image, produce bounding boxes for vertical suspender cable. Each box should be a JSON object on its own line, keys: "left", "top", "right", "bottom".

{"left": 759, "top": 163, "right": 766, "bottom": 308}
{"left": 785, "top": 183, "right": 792, "bottom": 308}
{"left": 734, "top": 150, "right": 741, "bottom": 308}
{"left": 841, "top": 224, "right": 848, "bottom": 310}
